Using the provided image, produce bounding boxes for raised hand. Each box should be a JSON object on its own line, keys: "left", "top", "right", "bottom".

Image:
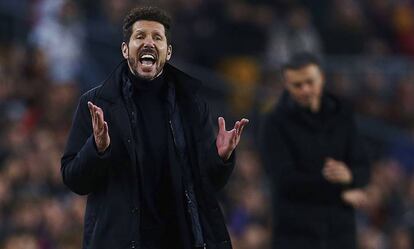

{"left": 322, "top": 158, "right": 353, "bottom": 184}
{"left": 88, "top": 101, "right": 110, "bottom": 153}
{"left": 216, "top": 117, "right": 249, "bottom": 161}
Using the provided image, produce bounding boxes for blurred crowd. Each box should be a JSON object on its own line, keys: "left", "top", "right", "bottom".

{"left": 2, "top": 0, "right": 414, "bottom": 248}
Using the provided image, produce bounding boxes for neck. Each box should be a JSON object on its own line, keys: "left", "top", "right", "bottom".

{"left": 127, "top": 67, "right": 165, "bottom": 93}
{"left": 309, "top": 98, "right": 321, "bottom": 113}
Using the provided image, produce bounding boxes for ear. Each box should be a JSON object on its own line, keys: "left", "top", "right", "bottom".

{"left": 166, "top": 45, "right": 172, "bottom": 61}
{"left": 121, "top": 42, "right": 129, "bottom": 59}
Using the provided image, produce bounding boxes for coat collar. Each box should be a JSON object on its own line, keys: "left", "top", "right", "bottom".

{"left": 97, "top": 60, "right": 201, "bottom": 104}
{"left": 276, "top": 90, "right": 344, "bottom": 131}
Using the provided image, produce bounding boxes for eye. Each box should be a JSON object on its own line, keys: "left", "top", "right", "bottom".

{"left": 293, "top": 83, "right": 302, "bottom": 89}
{"left": 154, "top": 35, "right": 162, "bottom": 41}
{"left": 306, "top": 79, "right": 314, "bottom": 86}
{"left": 136, "top": 33, "right": 144, "bottom": 39}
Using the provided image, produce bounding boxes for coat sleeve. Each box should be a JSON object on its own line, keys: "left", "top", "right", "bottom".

{"left": 61, "top": 93, "right": 111, "bottom": 195}
{"left": 260, "top": 113, "right": 338, "bottom": 201}
{"left": 197, "top": 97, "right": 235, "bottom": 192}
{"left": 345, "top": 115, "right": 370, "bottom": 188}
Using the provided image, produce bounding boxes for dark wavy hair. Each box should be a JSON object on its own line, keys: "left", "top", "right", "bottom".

{"left": 122, "top": 6, "right": 171, "bottom": 44}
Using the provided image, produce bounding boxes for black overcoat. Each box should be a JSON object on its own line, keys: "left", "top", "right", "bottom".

{"left": 261, "top": 92, "right": 370, "bottom": 249}
{"left": 61, "top": 60, "right": 234, "bottom": 249}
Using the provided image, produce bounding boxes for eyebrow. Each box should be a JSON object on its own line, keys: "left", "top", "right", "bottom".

{"left": 133, "top": 29, "right": 164, "bottom": 36}
{"left": 134, "top": 27, "right": 163, "bottom": 33}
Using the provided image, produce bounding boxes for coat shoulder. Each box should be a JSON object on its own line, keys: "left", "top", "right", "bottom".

{"left": 79, "top": 85, "right": 104, "bottom": 103}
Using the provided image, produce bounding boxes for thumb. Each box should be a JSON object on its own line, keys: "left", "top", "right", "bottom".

{"left": 218, "top": 117, "right": 226, "bottom": 132}
{"left": 103, "top": 121, "right": 109, "bottom": 135}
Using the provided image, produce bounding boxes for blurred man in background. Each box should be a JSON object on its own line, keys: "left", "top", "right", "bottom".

{"left": 61, "top": 6, "right": 248, "bottom": 249}
{"left": 261, "top": 52, "right": 370, "bottom": 249}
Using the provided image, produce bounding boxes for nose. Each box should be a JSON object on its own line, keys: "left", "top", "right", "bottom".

{"left": 301, "top": 84, "right": 311, "bottom": 94}
{"left": 143, "top": 37, "right": 155, "bottom": 48}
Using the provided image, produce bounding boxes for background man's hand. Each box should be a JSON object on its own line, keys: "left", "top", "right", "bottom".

{"left": 341, "top": 189, "right": 368, "bottom": 209}
{"left": 216, "top": 117, "right": 249, "bottom": 161}
{"left": 88, "top": 101, "right": 110, "bottom": 153}
{"left": 322, "top": 158, "right": 352, "bottom": 184}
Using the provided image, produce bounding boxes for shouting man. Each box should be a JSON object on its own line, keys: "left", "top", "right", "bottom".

{"left": 61, "top": 7, "right": 248, "bottom": 249}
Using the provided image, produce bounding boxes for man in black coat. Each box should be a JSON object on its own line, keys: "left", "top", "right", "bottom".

{"left": 261, "top": 53, "right": 369, "bottom": 249}
{"left": 61, "top": 7, "right": 248, "bottom": 249}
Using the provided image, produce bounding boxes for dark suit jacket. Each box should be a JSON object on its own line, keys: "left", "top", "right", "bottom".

{"left": 61, "top": 60, "right": 234, "bottom": 249}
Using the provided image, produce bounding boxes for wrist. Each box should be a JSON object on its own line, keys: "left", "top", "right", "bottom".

{"left": 94, "top": 139, "right": 109, "bottom": 154}
{"left": 98, "top": 144, "right": 110, "bottom": 155}
{"left": 220, "top": 152, "right": 232, "bottom": 162}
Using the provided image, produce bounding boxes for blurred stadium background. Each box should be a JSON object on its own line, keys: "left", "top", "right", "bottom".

{"left": 1, "top": 0, "right": 414, "bottom": 248}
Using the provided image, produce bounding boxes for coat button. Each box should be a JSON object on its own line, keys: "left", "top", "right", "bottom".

{"left": 127, "top": 139, "right": 131, "bottom": 143}
{"left": 131, "top": 207, "right": 138, "bottom": 214}
{"left": 131, "top": 240, "right": 136, "bottom": 248}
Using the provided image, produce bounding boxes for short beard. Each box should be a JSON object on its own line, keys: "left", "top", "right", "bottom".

{"left": 127, "top": 47, "right": 167, "bottom": 81}
{"left": 127, "top": 56, "right": 151, "bottom": 80}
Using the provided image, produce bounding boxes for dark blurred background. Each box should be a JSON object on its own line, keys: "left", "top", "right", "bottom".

{"left": 1, "top": 0, "right": 414, "bottom": 248}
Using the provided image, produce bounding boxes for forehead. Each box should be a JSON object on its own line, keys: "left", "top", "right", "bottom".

{"left": 131, "top": 20, "right": 166, "bottom": 34}
{"left": 284, "top": 64, "right": 321, "bottom": 81}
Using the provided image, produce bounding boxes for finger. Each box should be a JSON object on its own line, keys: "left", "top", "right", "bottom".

{"left": 323, "top": 167, "right": 335, "bottom": 174}
{"left": 94, "top": 112, "right": 101, "bottom": 131}
{"left": 324, "top": 166, "right": 340, "bottom": 173}
{"left": 323, "top": 171, "right": 340, "bottom": 182}
{"left": 218, "top": 117, "right": 226, "bottom": 132}
{"left": 238, "top": 125, "right": 244, "bottom": 137}
{"left": 323, "top": 170, "right": 335, "bottom": 180}
{"left": 326, "top": 169, "right": 344, "bottom": 178}
{"left": 93, "top": 105, "right": 105, "bottom": 128}
{"left": 88, "top": 102, "right": 96, "bottom": 123}
{"left": 91, "top": 104, "right": 100, "bottom": 126}
{"left": 240, "top": 118, "right": 249, "bottom": 126}
{"left": 234, "top": 121, "right": 240, "bottom": 135}
{"left": 231, "top": 129, "right": 239, "bottom": 144}
{"left": 103, "top": 121, "right": 109, "bottom": 135}
{"left": 326, "top": 162, "right": 341, "bottom": 170}
{"left": 238, "top": 119, "right": 249, "bottom": 136}
{"left": 323, "top": 170, "right": 335, "bottom": 178}
{"left": 231, "top": 129, "right": 238, "bottom": 146}
{"left": 96, "top": 110, "right": 106, "bottom": 131}
{"left": 96, "top": 106, "right": 105, "bottom": 122}
{"left": 240, "top": 118, "right": 249, "bottom": 125}
{"left": 91, "top": 110, "right": 98, "bottom": 130}
{"left": 88, "top": 101, "right": 93, "bottom": 111}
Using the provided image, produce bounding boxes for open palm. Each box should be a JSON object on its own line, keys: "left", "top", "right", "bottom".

{"left": 216, "top": 117, "right": 249, "bottom": 161}
{"left": 88, "top": 101, "right": 110, "bottom": 153}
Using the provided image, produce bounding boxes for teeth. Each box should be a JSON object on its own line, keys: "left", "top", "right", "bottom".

{"left": 141, "top": 54, "right": 155, "bottom": 60}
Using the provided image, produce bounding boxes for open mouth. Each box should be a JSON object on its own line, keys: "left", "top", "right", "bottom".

{"left": 139, "top": 53, "right": 157, "bottom": 67}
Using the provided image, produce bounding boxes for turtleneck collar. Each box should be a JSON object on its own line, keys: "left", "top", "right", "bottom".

{"left": 127, "top": 69, "right": 165, "bottom": 94}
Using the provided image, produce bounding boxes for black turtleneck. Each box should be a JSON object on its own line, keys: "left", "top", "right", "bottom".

{"left": 127, "top": 70, "right": 172, "bottom": 246}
